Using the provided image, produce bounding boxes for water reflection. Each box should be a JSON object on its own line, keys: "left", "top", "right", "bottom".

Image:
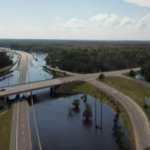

{"left": 0, "top": 51, "right": 52, "bottom": 87}
{"left": 0, "top": 49, "right": 133, "bottom": 149}
{"left": 29, "top": 92, "right": 133, "bottom": 150}
{"left": 25, "top": 53, "right": 52, "bottom": 83}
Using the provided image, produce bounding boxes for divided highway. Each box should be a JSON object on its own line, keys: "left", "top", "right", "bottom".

{"left": 10, "top": 50, "right": 33, "bottom": 150}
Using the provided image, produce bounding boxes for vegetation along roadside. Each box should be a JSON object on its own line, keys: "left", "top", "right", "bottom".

{"left": 56, "top": 81, "right": 135, "bottom": 150}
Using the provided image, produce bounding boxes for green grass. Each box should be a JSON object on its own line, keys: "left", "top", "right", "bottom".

{"left": 0, "top": 102, "right": 7, "bottom": 114}
{"left": 0, "top": 104, "right": 13, "bottom": 150}
{"left": 101, "top": 76, "right": 150, "bottom": 123}
{"left": 56, "top": 81, "right": 135, "bottom": 150}
{"left": 14, "top": 52, "right": 21, "bottom": 69}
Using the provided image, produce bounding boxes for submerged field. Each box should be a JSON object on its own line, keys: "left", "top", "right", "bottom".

{"left": 56, "top": 81, "right": 135, "bottom": 149}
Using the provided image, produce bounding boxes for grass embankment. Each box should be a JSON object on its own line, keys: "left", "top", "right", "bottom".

{"left": 14, "top": 52, "right": 21, "bottom": 69}
{"left": 0, "top": 104, "right": 13, "bottom": 150}
{"left": 0, "top": 102, "right": 7, "bottom": 114}
{"left": 101, "top": 76, "right": 150, "bottom": 122}
{"left": 43, "top": 66, "right": 70, "bottom": 78}
{"left": 56, "top": 81, "right": 135, "bottom": 150}
{"left": 0, "top": 64, "right": 14, "bottom": 73}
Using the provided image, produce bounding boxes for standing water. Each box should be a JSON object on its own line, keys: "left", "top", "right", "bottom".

{"left": 29, "top": 92, "right": 133, "bottom": 150}
{"left": 0, "top": 50, "right": 133, "bottom": 150}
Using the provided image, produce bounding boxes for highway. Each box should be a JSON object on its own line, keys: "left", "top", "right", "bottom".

{"left": 15, "top": 50, "right": 33, "bottom": 83}
{"left": 9, "top": 50, "right": 33, "bottom": 150}
{"left": 4, "top": 50, "right": 150, "bottom": 150}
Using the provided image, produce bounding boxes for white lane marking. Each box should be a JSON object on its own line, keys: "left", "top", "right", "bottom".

{"left": 16, "top": 99, "right": 19, "bottom": 150}
{"left": 22, "top": 124, "right": 24, "bottom": 127}
{"left": 23, "top": 139, "right": 25, "bottom": 142}
{"left": 23, "top": 131, "right": 24, "bottom": 134}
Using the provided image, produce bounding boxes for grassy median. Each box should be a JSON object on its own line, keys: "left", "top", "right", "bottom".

{"left": 0, "top": 104, "right": 13, "bottom": 150}
{"left": 56, "top": 81, "right": 135, "bottom": 150}
{"left": 101, "top": 76, "right": 150, "bottom": 122}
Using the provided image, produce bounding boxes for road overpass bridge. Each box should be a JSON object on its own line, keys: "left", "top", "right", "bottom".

{"left": 0, "top": 79, "right": 62, "bottom": 98}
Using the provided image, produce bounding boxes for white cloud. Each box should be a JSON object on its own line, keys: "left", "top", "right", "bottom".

{"left": 0, "top": 13, "right": 150, "bottom": 40}
{"left": 59, "top": 18, "right": 87, "bottom": 29}
{"left": 104, "top": 14, "right": 121, "bottom": 27}
{"left": 90, "top": 14, "right": 134, "bottom": 28}
{"left": 124, "top": 0, "right": 150, "bottom": 8}
{"left": 90, "top": 14, "right": 108, "bottom": 22}
{"left": 120, "top": 17, "right": 134, "bottom": 26}
{"left": 136, "top": 12, "right": 150, "bottom": 29}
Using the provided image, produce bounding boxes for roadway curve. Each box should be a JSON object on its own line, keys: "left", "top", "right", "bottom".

{"left": 59, "top": 70, "right": 150, "bottom": 150}
{"left": 7, "top": 50, "right": 150, "bottom": 150}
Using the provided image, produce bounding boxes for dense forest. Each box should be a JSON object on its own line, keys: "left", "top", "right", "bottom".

{"left": 0, "top": 39, "right": 150, "bottom": 78}
{"left": 45, "top": 48, "right": 150, "bottom": 73}
{"left": 0, "top": 52, "right": 13, "bottom": 69}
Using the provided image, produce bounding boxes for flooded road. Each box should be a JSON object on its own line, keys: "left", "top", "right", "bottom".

{"left": 0, "top": 49, "right": 133, "bottom": 150}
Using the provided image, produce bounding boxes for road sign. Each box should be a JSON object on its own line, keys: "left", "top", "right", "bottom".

{"left": 126, "top": 132, "right": 130, "bottom": 136}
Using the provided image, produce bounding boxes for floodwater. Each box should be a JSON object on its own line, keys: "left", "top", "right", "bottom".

{"left": 29, "top": 91, "right": 132, "bottom": 150}
{"left": 0, "top": 49, "right": 132, "bottom": 150}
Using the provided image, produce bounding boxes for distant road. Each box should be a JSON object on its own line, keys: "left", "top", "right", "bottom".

{"left": 14, "top": 50, "right": 33, "bottom": 83}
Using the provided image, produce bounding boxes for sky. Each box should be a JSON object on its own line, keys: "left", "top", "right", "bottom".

{"left": 0, "top": 0, "right": 150, "bottom": 40}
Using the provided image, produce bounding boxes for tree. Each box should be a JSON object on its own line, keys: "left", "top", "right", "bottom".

{"left": 99, "top": 73, "right": 105, "bottom": 80}
{"left": 82, "top": 103, "right": 92, "bottom": 120}
{"left": 0, "top": 52, "right": 13, "bottom": 69}
{"left": 129, "top": 70, "right": 135, "bottom": 77}
{"left": 141, "top": 61, "right": 150, "bottom": 82}
{"left": 81, "top": 94, "right": 87, "bottom": 101}
{"left": 72, "top": 99, "right": 80, "bottom": 108}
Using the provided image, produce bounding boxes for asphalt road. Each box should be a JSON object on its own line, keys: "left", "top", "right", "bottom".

{"left": 87, "top": 78, "right": 150, "bottom": 150}
{"left": 9, "top": 50, "right": 33, "bottom": 150}
{"left": 10, "top": 99, "right": 32, "bottom": 150}
{"left": 6, "top": 50, "right": 149, "bottom": 150}
{"left": 0, "top": 79, "right": 62, "bottom": 97}
{"left": 15, "top": 50, "right": 33, "bottom": 83}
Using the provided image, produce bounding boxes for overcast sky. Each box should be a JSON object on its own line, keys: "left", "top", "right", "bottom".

{"left": 0, "top": 0, "right": 150, "bottom": 40}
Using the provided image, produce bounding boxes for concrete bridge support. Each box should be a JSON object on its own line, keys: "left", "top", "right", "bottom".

{"left": 50, "top": 86, "right": 54, "bottom": 94}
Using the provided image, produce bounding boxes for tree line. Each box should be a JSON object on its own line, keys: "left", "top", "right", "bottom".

{"left": 46, "top": 47, "right": 150, "bottom": 73}
{"left": 1, "top": 39, "right": 150, "bottom": 76}
{"left": 0, "top": 52, "right": 13, "bottom": 69}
